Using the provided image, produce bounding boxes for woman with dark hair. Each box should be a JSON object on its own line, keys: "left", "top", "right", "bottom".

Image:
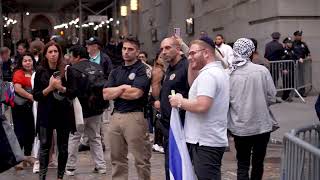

{"left": 33, "top": 41, "right": 74, "bottom": 180}
{"left": 11, "top": 52, "right": 36, "bottom": 170}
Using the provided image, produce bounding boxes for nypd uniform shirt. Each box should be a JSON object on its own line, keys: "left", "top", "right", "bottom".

{"left": 160, "top": 56, "right": 190, "bottom": 123}
{"left": 292, "top": 40, "right": 310, "bottom": 59}
{"left": 106, "top": 60, "right": 151, "bottom": 113}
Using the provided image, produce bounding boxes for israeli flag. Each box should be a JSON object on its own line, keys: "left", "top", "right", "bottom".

{"left": 169, "top": 108, "right": 196, "bottom": 180}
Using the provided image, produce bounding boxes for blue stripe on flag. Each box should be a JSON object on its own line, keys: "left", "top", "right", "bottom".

{"left": 169, "top": 127, "right": 183, "bottom": 180}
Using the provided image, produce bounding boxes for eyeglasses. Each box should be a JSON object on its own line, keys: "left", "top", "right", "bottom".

{"left": 188, "top": 49, "right": 205, "bottom": 57}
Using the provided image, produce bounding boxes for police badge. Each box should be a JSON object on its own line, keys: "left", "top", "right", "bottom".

{"left": 169, "top": 73, "right": 176, "bottom": 80}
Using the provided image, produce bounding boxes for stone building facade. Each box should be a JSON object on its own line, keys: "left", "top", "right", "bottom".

{"left": 133, "top": 0, "right": 320, "bottom": 90}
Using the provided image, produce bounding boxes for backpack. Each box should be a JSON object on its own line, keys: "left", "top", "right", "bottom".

{"left": 0, "top": 81, "right": 15, "bottom": 107}
{"left": 72, "top": 62, "right": 108, "bottom": 117}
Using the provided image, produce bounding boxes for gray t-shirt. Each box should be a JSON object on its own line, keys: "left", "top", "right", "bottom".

{"left": 184, "top": 61, "right": 229, "bottom": 147}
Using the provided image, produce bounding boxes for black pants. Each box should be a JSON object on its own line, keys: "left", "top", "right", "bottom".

{"left": 144, "top": 103, "right": 154, "bottom": 133}
{"left": 188, "top": 144, "right": 225, "bottom": 180}
{"left": 12, "top": 104, "right": 35, "bottom": 156}
{"left": 154, "top": 115, "right": 164, "bottom": 146}
{"left": 233, "top": 132, "right": 271, "bottom": 180}
{"left": 39, "top": 127, "right": 69, "bottom": 180}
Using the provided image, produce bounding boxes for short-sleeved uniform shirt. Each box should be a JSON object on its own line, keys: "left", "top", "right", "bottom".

{"left": 292, "top": 40, "right": 310, "bottom": 59}
{"left": 106, "top": 60, "right": 151, "bottom": 112}
{"left": 160, "top": 56, "right": 189, "bottom": 124}
{"left": 184, "top": 61, "right": 229, "bottom": 147}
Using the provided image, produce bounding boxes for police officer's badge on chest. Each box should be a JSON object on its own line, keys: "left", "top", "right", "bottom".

{"left": 128, "top": 72, "right": 136, "bottom": 80}
{"left": 169, "top": 73, "right": 176, "bottom": 80}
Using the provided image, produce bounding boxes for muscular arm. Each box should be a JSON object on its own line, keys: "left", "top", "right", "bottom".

{"left": 151, "top": 67, "right": 164, "bottom": 98}
{"left": 103, "top": 86, "right": 126, "bottom": 100}
{"left": 119, "top": 87, "right": 144, "bottom": 100}
{"left": 170, "top": 94, "right": 213, "bottom": 113}
{"left": 181, "top": 96, "right": 213, "bottom": 113}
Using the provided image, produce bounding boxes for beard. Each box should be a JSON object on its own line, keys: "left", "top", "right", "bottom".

{"left": 215, "top": 41, "right": 222, "bottom": 47}
{"left": 191, "top": 56, "right": 206, "bottom": 70}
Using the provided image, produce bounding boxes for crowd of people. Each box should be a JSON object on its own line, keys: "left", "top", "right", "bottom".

{"left": 0, "top": 29, "right": 317, "bottom": 180}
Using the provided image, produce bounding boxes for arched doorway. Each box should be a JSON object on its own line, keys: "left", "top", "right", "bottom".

{"left": 29, "top": 15, "right": 52, "bottom": 42}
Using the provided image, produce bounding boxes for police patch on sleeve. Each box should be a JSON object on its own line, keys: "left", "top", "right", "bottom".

{"left": 128, "top": 72, "right": 136, "bottom": 80}
{"left": 146, "top": 68, "right": 152, "bottom": 79}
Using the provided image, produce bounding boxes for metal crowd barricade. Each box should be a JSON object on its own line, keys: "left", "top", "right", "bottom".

{"left": 281, "top": 124, "right": 320, "bottom": 180}
{"left": 296, "top": 58, "right": 313, "bottom": 95}
{"left": 269, "top": 58, "right": 312, "bottom": 103}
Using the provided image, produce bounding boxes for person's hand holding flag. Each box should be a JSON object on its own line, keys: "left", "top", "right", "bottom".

{"left": 169, "top": 90, "right": 183, "bottom": 108}
{"left": 168, "top": 90, "right": 196, "bottom": 180}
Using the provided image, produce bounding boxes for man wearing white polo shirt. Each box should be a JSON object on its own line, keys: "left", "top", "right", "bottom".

{"left": 170, "top": 36, "right": 229, "bottom": 180}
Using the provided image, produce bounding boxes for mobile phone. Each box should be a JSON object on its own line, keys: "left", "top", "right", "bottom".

{"left": 53, "top": 71, "right": 61, "bottom": 78}
{"left": 174, "top": 28, "right": 181, "bottom": 37}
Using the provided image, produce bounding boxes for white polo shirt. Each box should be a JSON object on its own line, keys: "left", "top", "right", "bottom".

{"left": 184, "top": 61, "right": 229, "bottom": 147}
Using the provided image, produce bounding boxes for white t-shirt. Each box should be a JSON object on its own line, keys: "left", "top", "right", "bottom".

{"left": 184, "top": 61, "right": 229, "bottom": 147}
{"left": 216, "top": 43, "right": 234, "bottom": 67}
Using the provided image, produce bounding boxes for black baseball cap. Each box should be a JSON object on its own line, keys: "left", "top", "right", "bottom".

{"left": 85, "top": 36, "right": 102, "bottom": 46}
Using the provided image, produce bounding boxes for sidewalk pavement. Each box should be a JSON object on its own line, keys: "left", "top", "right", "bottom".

{"left": 1, "top": 96, "right": 318, "bottom": 180}
{"left": 270, "top": 95, "right": 318, "bottom": 142}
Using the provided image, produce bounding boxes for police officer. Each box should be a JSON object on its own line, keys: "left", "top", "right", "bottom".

{"left": 264, "top": 32, "right": 284, "bottom": 86}
{"left": 292, "top": 31, "right": 311, "bottom": 97}
{"left": 282, "top": 37, "right": 297, "bottom": 61}
{"left": 156, "top": 37, "right": 190, "bottom": 180}
{"left": 264, "top": 32, "right": 284, "bottom": 61}
{"left": 292, "top": 31, "right": 310, "bottom": 60}
{"left": 103, "top": 36, "right": 151, "bottom": 180}
{"left": 281, "top": 37, "right": 297, "bottom": 101}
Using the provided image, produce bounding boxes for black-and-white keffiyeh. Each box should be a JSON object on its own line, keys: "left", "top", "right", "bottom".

{"left": 229, "top": 38, "right": 255, "bottom": 73}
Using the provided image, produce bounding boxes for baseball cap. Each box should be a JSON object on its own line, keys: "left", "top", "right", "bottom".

{"left": 85, "top": 36, "right": 102, "bottom": 46}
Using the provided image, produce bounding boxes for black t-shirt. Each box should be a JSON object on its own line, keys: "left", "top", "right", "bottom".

{"left": 160, "top": 57, "right": 189, "bottom": 122}
{"left": 106, "top": 60, "right": 150, "bottom": 112}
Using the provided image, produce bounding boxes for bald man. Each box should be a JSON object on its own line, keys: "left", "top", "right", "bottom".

{"left": 157, "top": 37, "right": 190, "bottom": 179}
